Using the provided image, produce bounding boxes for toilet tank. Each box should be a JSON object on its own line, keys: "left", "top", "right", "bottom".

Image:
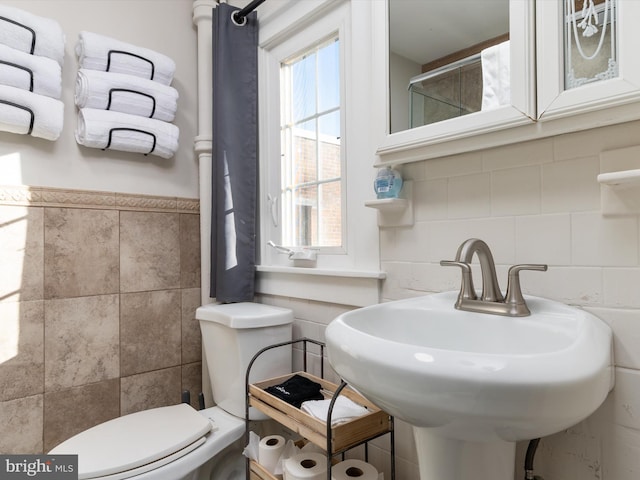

{"left": 196, "top": 302, "right": 293, "bottom": 419}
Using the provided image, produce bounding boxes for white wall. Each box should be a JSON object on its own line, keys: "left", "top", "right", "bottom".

{"left": 380, "top": 121, "right": 640, "bottom": 480}
{"left": 0, "top": 0, "right": 199, "bottom": 198}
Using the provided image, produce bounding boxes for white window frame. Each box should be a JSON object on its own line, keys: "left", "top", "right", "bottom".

{"left": 256, "top": 0, "right": 383, "bottom": 305}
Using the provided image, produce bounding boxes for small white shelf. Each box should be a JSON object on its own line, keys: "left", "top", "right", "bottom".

{"left": 597, "top": 169, "right": 640, "bottom": 186}
{"left": 364, "top": 197, "right": 409, "bottom": 210}
{"left": 598, "top": 146, "right": 640, "bottom": 215}
{"left": 365, "top": 180, "right": 413, "bottom": 227}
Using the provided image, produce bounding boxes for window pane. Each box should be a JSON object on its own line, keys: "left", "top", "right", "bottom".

{"left": 293, "top": 120, "right": 317, "bottom": 184}
{"left": 292, "top": 53, "right": 317, "bottom": 122}
{"left": 318, "top": 40, "right": 340, "bottom": 112}
{"left": 318, "top": 181, "right": 341, "bottom": 247}
{"left": 292, "top": 184, "right": 317, "bottom": 247}
{"left": 318, "top": 111, "right": 340, "bottom": 181}
{"left": 564, "top": 0, "right": 618, "bottom": 89}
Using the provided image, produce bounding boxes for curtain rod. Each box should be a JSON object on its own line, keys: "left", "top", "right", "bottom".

{"left": 233, "top": 0, "right": 266, "bottom": 23}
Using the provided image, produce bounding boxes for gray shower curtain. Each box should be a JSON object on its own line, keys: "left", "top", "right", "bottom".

{"left": 210, "top": 3, "right": 258, "bottom": 302}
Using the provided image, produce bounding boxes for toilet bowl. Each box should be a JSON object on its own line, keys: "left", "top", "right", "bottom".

{"left": 49, "top": 302, "right": 293, "bottom": 480}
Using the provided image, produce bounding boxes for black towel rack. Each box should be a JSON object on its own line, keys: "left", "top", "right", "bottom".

{"left": 103, "top": 127, "right": 156, "bottom": 156}
{"left": 0, "top": 99, "right": 34, "bottom": 135}
{"left": 107, "top": 50, "right": 155, "bottom": 81}
{"left": 107, "top": 88, "right": 156, "bottom": 118}
{"left": 0, "top": 60, "right": 34, "bottom": 92}
{"left": 0, "top": 16, "right": 36, "bottom": 54}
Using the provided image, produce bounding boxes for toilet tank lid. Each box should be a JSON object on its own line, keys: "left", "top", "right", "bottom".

{"left": 196, "top": 302, "right": 293, "bottom": 328}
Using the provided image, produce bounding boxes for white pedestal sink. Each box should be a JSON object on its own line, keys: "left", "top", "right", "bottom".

{"left": 325, "top": 291, "right": 613, "bottom": 480}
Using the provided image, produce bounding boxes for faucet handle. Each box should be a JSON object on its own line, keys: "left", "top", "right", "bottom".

{"left": 440, "top": 260, "right": 477, "bottom": 300}
{"left": 505, "top": 264, "right": 548, "bottom": 311}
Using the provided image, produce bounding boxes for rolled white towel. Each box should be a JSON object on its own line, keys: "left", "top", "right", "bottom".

{"left": 0, "top": 44, "right": 62, "bottom": 99}
{"left": 75, "top": 108, "right": 179, "bottom": 159}
{"left": 76, "top": 31, "right": 175, "bottom": 86}
{"left": 75, "top": 69, "right": 178, "bottom": 122}
{"left": 0, "top": 84, "right": 63, "bottom": 141}
{"left": 0, "top": 5, "right": 65, "bottom": 66}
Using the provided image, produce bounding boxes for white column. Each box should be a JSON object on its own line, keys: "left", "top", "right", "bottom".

{"left": 193, "top": 0, "right": 216, "bottom": 306}
{"left": 413, "top": 427, "right": 516, "bottom": 480}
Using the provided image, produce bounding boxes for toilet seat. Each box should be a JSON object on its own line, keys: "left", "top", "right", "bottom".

{"left": 49, "top": 404, "right": 218, "bottom": 480}
{"left": 85, "top": 437, "right": 207, "bottom": 480}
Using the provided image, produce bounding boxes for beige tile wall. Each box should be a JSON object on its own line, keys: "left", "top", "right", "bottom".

{"left": 0, "top": 186, "right": 202, "bottom": 453}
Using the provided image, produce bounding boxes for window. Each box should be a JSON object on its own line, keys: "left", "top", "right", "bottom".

{"left": 280, "top": 36, "right": 342, "bottom": 249}
{"left": 258, "top": 0, "right": 382, "bottom": 289}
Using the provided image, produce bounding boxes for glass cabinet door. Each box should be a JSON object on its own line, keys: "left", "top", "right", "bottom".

{"left": 564, "top": 0, "right": 618, "bottom": 89}
{"left": 537, "top": 0, "right": 640, "bottom": 120}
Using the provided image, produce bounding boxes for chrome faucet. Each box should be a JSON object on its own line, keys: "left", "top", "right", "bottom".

{"left": 440, "top": 238, "right": 547, "bottom": 317}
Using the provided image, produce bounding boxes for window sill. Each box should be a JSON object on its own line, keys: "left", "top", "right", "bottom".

{"left": 255, "top": 265, "right": 385, "bottom": 307}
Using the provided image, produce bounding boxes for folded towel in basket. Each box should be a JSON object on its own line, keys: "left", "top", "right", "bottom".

{"left": 76, "top": 31, "right": 176, "bottom": 86}
{"left": 301, "top": 396, "right": 369, "bottom": 426}
{"left": 0, "top": 44, "right": 62, "bottom": 99}
{"left": 0, "top": 5, "right": 65, "bottom": 66}
{"left": 75, "top": 69, "right": 178, "bottom": 122}
{"left": 264, "top": 374, "right": 325, "bottom": 408}
{"left": 0, "top": 84, "right": 63, "bottom": 141}
{"left": 75, "top": 108, "right": 179, "bottom": 159}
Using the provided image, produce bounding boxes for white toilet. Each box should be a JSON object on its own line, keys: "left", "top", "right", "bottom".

{"left": 49, "top": 302, "right": 293, "bottom": 480}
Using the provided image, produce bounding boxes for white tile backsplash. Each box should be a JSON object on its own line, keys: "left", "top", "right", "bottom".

{"left": 483, "top": 137, "right": 554, "bottom": 171}
{"left": 571, "top": 213, "right": 638, "bottom": 266}
{"left": 523, "top": 266, "right": 602, "bottom": 305}
{"left": 491, "top": 165, "right": 542, "bottom": 216}
{"left": 424, "top": 151, "right": 483, "bottom": 179}
{"left": 413, "top": 179, "right": 448, "bottom": 222}
{"left": 588, "top": 308, "right": 640, "bottom": 370}
{"left": 542, "top": 156, "right": 601, "bottom": 213}
{"left": 603, "top": 424, "right": 640, "bottom": 480}
{"left": 426, "top": 217, "right": 516, "bottom": 264}
{"left": 447, "top": 173, "right": 492, "bottom": 218}
{"left": 609, "top": 368, "right": 640, "bottom": 430}
{"left": 603, "top": 268, "right": 640, "bottom": 307}
{"left": 515, "top": 214, "right": 572, "bottom": 264}
{"left": 374, "top": 125, "right": 640, "bottom": 479}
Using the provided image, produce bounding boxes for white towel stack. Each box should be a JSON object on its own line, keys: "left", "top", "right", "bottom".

{"left": 74, "top": 32, "right": 179, "bottom": 159}
{"left": 0, "top": 5, "right": 65, "bottom": 141}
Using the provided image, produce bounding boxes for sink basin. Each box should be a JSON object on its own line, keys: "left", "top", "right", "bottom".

{"left": 325, "top": 291, "right": 613, "bottom": 480}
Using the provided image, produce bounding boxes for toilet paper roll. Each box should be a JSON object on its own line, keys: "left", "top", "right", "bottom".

{"left": 331, "top": 459, "right": 379, "bottom": 480}
{"left": 284, "top": 452, "right": 327, "bottom": 480}
{"left": 259, "top": 434, "right": 286, "bottom": 474}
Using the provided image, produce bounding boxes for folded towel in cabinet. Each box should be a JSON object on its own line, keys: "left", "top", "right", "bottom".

{"left": 75, "top": 69, "right": 178, "bottom": 122}
{"left": 75, "top": 108, "right": 179, "bottom": 159}
{"left": 0, "top": 84, "right": 63, "bottom": 141}
{"left": 0, "top": 44, "right": 62, "bottom": 99}
{"left": 0, "top": 5, "right": 65, "bottom": 66}
{"left": 76, "top": 31, "right": 176, "bottom": 86}
{"left": 481, "top": 40, "right": 511, "bottom": 111}
{"left": 301, "top": 396, "right": 369, "bottom": 426}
